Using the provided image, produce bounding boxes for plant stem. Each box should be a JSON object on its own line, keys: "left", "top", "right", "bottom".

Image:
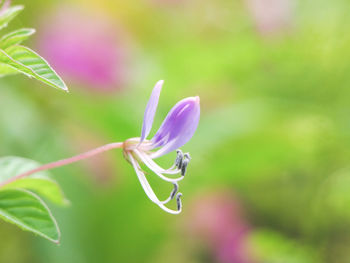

{"left": 0, "top": 142, "right": 123, "bottom": 188}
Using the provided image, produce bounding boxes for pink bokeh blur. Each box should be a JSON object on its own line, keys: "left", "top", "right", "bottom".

{"left": 38, "top": 5, "right": 128, "bottom": 91}
{"left": 246, "top": 0, "right": 293, "bottom": 35}
{"left": 186, "top": 190, "right": 256, "bottom": 263}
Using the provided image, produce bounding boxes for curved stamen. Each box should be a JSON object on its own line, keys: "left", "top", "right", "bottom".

{"left": 129, "top": 153, "right": 160, "bottom": 203}
{"left": 132, "top": 152, "right": 181, "bottom": 204}
{"left": 159, "top": 196, "right": 182, "bottom": 214}
{"left": 134, "top": 150, "right": 184, "bottom": 182}
{"left": 128, "top": 152, "right": 182, "bottom": 214}
{"left": 135, "top": 149, "right": 181, "bottom": 175}
{"left": 170, "top": 183, "right": 178, "bottom": 200}
{"left": 158, "top": 183, "right": 179, "bottom": 205}
{"left": 138, "top": 149, "right": 191, "bottom": 177}
{"left": 132, "top": 154, "right": 174, "bottom": 204}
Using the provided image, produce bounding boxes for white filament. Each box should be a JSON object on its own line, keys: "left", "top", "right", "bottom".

{"left": 128, "top": 152, "right": 181, "bottom": 214}
{"left": 134, "top": 149, "right": 183, "bottom": 176}
{"left": 134, "top": 150, "right": 184, "bottom": 184}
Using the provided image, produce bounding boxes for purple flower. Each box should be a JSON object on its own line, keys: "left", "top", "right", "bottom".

{"left": 123, "top": 80, "right": 200, "bottom": 214}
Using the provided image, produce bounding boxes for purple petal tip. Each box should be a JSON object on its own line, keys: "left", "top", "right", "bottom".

{"left": 140, "top": 80, "right": 164, "bottom": 142}
{"left": 150, "top": 96, "right": 200, "bottom": 158}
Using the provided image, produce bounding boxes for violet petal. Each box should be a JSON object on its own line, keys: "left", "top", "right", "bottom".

{"left": 140, "top": 80, "right": 163, "bottom": 142}
{"left": 150, "top": 96, "right": 200, "bottom": 158}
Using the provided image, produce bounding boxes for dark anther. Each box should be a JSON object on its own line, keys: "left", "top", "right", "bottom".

{"left": 176, "top": 193, "right": 183, "bottom": 211}
{"left": 170, "top": 183, "right": 179, "bottom": 200}
{"left": 175, "top": 149, "right": 184, "bottom": 168}
{"left": 180, "top": 153, "right": 191, "bottom": 176}
{"left": 184, "top": 153, "right": 191, "bottom": 160}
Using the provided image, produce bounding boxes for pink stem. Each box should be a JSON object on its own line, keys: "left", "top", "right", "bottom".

{"left": 0, "top": 142, "right": 123, "bottom": 188}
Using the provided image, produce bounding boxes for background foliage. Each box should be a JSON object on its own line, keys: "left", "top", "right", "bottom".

{"left": 1, "top": 0, "right": 350, "bottom": 262}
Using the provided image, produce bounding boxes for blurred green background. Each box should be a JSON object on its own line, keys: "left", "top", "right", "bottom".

{"left": 1, "top": 0, "right": 350, "bottom": 262}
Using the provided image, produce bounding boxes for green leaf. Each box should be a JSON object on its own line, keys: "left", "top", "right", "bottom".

{"left": 0, "top": 156, "right": 68, "bottom": 206}
{"left": 0, "top": 5, "right": 24, "bottom": 31}
{"left": 4, "top": 178, "right": 69, "bottom": 206}
{"left": 0, "top": 62, "right": 16, "bottom": 76}
{"left": 0, "top": 45, "right": 68, "bottom": 91}
{"left": 0, "top": 188, "right": 60, "bottom": 243}
{"left": 0, "top": 28, "right": 35, "bottom": 49}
